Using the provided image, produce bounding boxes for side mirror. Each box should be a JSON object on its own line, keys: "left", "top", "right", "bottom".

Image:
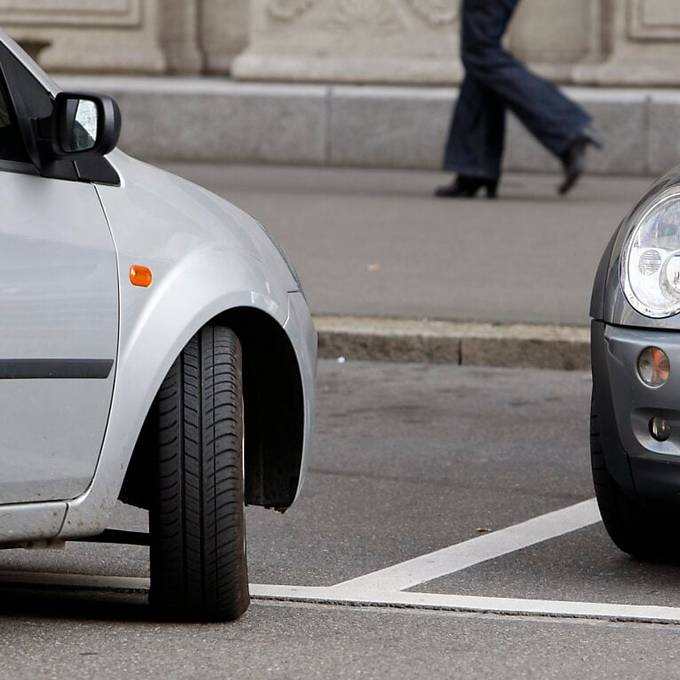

{"left": 51, "top": 92, "right": 121, "bottom": 158}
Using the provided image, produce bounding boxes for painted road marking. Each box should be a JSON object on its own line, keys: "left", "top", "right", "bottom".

{"left": 2, "top": 572, "right": 680, "bottom": 625}
{"left": 2, "top": 499, "right": 654, "bottom": 625}
{"left": 331, "top": 499, "right": 601, "bottom": 593}
{"left": 251, "top": 585, "right": 680, "bottom": 625}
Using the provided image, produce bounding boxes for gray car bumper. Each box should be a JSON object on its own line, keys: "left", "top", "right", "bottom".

{"left": 592, "top": 320, "right": 680, "bottom": 502}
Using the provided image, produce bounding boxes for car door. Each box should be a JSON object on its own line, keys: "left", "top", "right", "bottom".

{"left": 0, "top": 41, "right": 118, "bottom": 504}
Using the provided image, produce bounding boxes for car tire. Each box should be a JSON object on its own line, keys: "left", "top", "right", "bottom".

{"left": 591, "top": 391, "right": 679, "bottom": 560}
{"left": 149, "top": 324, "right": 250, "bottom": 622}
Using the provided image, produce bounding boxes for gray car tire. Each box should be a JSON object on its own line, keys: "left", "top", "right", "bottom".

{"left": 149, "top": 324, "right": 250, "bottom": 621}
{"left": 591, "top": 391, "right": 679, "bottom": 560}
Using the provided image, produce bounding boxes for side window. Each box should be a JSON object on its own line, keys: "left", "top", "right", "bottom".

{"left": 0, "top": 77, "right": 29, "bottom": 164}
{"left": 0, "top": 41, "right": 55, "bottom": 170}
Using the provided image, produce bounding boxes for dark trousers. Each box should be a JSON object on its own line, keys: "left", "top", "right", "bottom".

{"left": 444, "top": 0, "right": 591, "bottom": 179}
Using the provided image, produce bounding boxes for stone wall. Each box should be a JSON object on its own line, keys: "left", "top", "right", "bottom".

{"left": 2, "top": 0, "right": 248, "bottom": 75}
{"left": 3, "top": 0, "right": 680, "bottom": 86}
{"left": 232, "top": 0, "right": 680, "bottom": 86}
{"left": 233, "top": 0, "right": 464, "bottom": 84}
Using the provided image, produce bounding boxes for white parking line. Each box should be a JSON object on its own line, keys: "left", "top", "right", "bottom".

{"left": 2, "top": 499, "right": 652, "bottom": 626}
{"left": 250, "top": 585, "right": 680, "bottom": 624}
{"left": 2, "top": 572, "right": 680, "bottom": 625}
{"left": 331, "top": 499, "right": 601, "bottom": 592}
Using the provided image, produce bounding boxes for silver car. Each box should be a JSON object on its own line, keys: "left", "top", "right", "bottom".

{"left": 591, "top": 167, "right": 680, "bottom": 559}
{"left": 0, "top": 31, "right": 316, "bottom": 621}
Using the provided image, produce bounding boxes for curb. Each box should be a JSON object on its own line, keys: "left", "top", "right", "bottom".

{"left": 57, "top": 76, "right": 673, "bottom": 176}
{"left": 314, "top": 316, "right": 590, "bottom": 371}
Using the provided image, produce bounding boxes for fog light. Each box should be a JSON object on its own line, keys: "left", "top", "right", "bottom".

{"left": 650, "top": 416, "right": 672, "bottom": 442}
{"left": 638, "top": 347, "right": 670, "bottom": 387}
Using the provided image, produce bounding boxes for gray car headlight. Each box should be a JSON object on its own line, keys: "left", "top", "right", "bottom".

{"left": 623, "top": 193, "right": 680, "bottom": 318}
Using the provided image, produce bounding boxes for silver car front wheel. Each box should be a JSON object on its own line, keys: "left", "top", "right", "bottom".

{"left": 149, "top": 324, "right": 250, "bottom": 621}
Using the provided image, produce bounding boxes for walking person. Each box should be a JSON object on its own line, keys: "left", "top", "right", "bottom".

{"left": 436, "top": 0, "right": 601, "bottom": 199}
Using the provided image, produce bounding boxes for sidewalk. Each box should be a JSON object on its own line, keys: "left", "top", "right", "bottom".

{"left": 164, "top": 162, "right": 649, "bottom": 324}
{"left": 162, "top": 163, "right": 651, "bottom": 368}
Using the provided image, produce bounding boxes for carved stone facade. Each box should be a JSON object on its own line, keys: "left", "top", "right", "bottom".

{"left": 2, "top": 0, "right": 248, "bottom": 75}
{"left": 573, "top": 0, "right": 680, "bottom": 86}
{"left": 232, "top": 0, "right": 680, "bottom": 86}
{"left": 233, "top": 0, "right": 464, "bottom": 84}
{"left": 4, "top": 0, "right": 680, "bottom": 86}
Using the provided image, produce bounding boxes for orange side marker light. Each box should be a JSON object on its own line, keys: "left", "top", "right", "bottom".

{"left": 129, "top": 265, "right": 153, "bottom": 288}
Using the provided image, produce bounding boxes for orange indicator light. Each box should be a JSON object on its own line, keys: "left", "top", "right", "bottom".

{"left": 129, "top": 265, "right": 153, "bottom": 288}
{"left": 638, "top": 346, "right": 670, "bottom": 387}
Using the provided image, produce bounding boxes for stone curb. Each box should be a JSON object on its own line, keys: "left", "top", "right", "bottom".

{"left": 315, "top": 316, "right": 591, "bottom": 371}
{"left": 56, "top": 76, "right": 680, "bottom": 176}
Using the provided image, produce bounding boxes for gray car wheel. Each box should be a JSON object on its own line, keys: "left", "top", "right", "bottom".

{"left": 591, "top": 391, "right": 679, "bottom": 560}
{"left": 149, "top": 324, "right": 250, "bottom": 621}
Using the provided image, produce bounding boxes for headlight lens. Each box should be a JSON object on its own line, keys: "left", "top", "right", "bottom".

{"left": 623, "top": 194, "right": 680, "bottom": 318}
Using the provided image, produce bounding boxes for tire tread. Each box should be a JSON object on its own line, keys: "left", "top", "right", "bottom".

{"left": 149, "top": 325, "right": 249, "bottom": 621}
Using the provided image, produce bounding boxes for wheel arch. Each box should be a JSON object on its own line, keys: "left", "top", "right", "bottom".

{"left": 120, "top": 306, "right": 305, "bottom": 512}
{"left": 59, "top": 238, "right": 311, "bottom": 539}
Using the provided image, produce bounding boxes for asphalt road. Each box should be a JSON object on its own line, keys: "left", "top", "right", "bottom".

{"left": 1, "top": 360, "right": 680, "bottom": 679}
{"left": 161, "top": 163, "right": 652, "bottom": 326}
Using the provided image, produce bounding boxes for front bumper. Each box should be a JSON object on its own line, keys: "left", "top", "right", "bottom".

{"left": 593, "top": 320, "right": 680, "bottom": 501}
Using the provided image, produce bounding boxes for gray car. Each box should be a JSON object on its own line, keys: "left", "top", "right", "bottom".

{"left": 591, "top": 167, "right": 680, "bottom": 559}
{"left": 0, "top": 31, "right": 316, "bottom": 621}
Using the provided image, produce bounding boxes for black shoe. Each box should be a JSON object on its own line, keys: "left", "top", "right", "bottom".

{"left": 558, "top": 128, "right": 603, "bottom": 196}
{"left": 434, "top": 175, "right": 499, "bottom": 199}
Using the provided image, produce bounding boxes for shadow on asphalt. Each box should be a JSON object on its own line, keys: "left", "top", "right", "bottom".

{"left": 0, "top": 586, "right": 156, "bottom": 623}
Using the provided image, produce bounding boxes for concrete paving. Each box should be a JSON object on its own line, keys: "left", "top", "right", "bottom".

{"left": 2, "top": 361, "right": 680, "bottom": 678}
{"left": 161, "top": 162, "right": 652, "bottom": 326}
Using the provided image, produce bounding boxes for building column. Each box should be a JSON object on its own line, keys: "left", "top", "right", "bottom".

{"left": 200, "top": 0, "right": 249, "bottom": 75}
{"left": 160, "top": 0, "right": 204, "bottom": 75}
